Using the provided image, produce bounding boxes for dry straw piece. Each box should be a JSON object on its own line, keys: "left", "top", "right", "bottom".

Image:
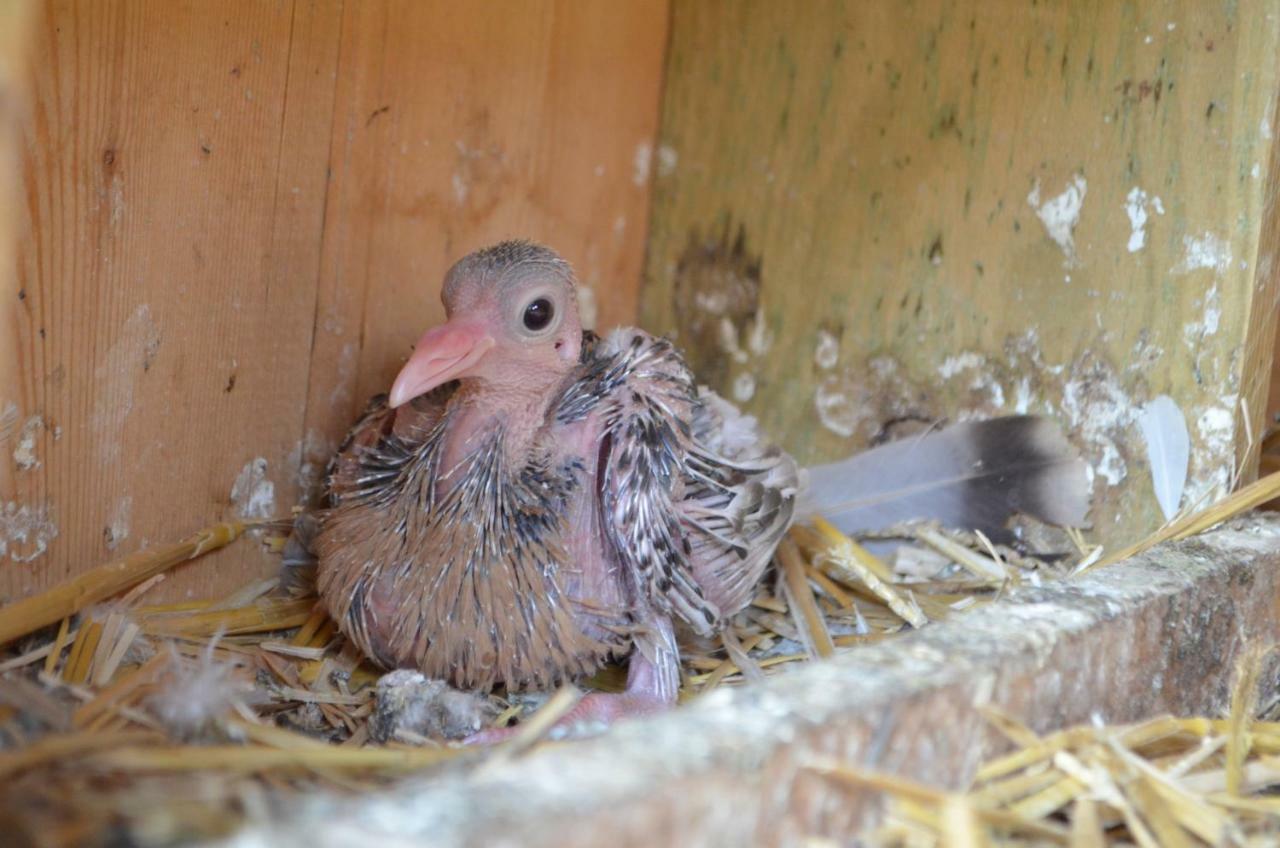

{"left": 807, "top": 646, "right": 1280, "bottom": 846}
{"left": 0, "top": 470, "right": 1277, "bottom": 845}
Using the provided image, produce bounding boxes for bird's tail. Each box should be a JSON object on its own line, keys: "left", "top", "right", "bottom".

{"left": 798, "top": 416, "right": 1091, "bottom": 537}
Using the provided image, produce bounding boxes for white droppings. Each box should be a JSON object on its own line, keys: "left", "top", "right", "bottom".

{"left": 1251, "top": 162, "right": 1262, "bottom": 179}
{"left": 1167, "top": 21, "right": 1176, "bottom": 31}
{"left": 577, "top": 284, "right": 598, "bottom": 330}
{"left": 632, "top": 142, "right": 652, "bottom": 186}
{"left": 13, "top": 415, "right": 42, "bottom": 470}
{"left": 656, "top": 145, "right": 678, "bottom": 177}
{"left": 0, "top": 501, "right": 58, "bottom": 562}
{"left": 717, "top": 317, "right": 750, "bottom": 364}
{"left": 1027, "top": 175, "right": 1088, "bottom": 265}
{"left": 1124, "top": 187, "right": 1153, "bottom": 253}
{"left": 1191, "top": 402, "right": 1237, "bottom": 500}
{"left": 934, "top": 352, "right": 1007, "bottom": 410}
{"left": 936, "top": 352, "right": 987, "bottom": 379}
{"left": 694, "top": 291, "right": 730, "bottom": 314}
{"left": 287, "top": 429, "right": 335, "bottom": 506}
{"left": 814, "top": 330, "right": 840, "bottom": 370}
{"left": 106, "top": 496, "right": 132, "bottom": 550}
{"left": 814, "top": 379, "right": 863, "bottom": 438}
{"left": 1060, "top": 369, "right": 1137, "bottom": 487}
{"left": 1174, "top": 232, "right": 1233, "bottom": 275}
{"left": 732, "top": 372, "right": 756, "bottom": 403}
{"left": 983, "top": 380, "right": 1006, "bottom": 408}
{"left": 1263, "top": 113, "right": 1274, "bottom": 141}
{"left": 746, "top": 311, "right": 773, "bottom": 356}
{"left": 1183, "top": 285, "right": 1222, "bottom": 348}
{"left": 1014, "top": 378, "right": 1034, "bottom": 414}
{"left": 231, "top": 458, "right": 276, "bottom": 520}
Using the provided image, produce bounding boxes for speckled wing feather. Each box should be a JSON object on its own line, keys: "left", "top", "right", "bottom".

{"left": 326, "top": 386, "right": 455, "bottom": 507}
{"left": 681, "top": 390, "right": 798, "bottom": 619}
{"left": 561, "top": 330, "right": 798, "bottom": 637}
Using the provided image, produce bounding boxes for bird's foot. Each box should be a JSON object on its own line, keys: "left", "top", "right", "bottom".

{"left": 464, "top": 691, "right": 669, "bottom": 745}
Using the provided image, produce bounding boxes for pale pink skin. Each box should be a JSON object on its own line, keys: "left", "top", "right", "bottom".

{"left": 388, "top": 282, "right": 676, "bottom": 743}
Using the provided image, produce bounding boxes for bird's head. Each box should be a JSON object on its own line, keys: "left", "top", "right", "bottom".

{"left": 388, "top": 241, "right": 584, "bottom": 408}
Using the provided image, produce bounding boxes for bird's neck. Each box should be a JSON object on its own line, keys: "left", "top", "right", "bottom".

{"left": 439, "top": 377, "right": 565, "bottom": 476}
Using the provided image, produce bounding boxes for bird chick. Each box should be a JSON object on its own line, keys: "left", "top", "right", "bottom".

{"left": 316, "top": 241, "right": 798, "bottom": 740}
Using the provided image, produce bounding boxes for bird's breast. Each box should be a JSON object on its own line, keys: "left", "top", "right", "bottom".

{"left": 317, "top": 423, "right": 630, "bottom": 691}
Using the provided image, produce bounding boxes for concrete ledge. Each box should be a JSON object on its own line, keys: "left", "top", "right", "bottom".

{"left": 227, "top": 514, "right": 1280, "bottom": 847}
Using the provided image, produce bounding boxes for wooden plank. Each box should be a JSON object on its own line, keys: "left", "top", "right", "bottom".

{"left": 0, "top": 1, "right": 342, "bottom": 604}
{"left": 0, "top": 1, "right": 36, "bottom": 506}
{"left": 0, "top": 1, "right": 668, "bottom": 602}
{"left": 301, "top": 0, "right": 668, "bottom": 474}
{"left": 227, "top": 514, "right": 1280, "bottom": 845}
{"left": 642, "top": 0, "right": 1280, "bottom": 548}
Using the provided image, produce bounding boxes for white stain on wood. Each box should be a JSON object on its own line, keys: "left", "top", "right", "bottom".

{"left": 13, "top": 415, "right": 42, "bottom": 471}
{"left": 1174, "top": 233, "right": 1232, "bottom": 275}
{"left": 632, "top": 141, "right": 652, "bottom": 186}
{"left": 231, "top": 458, "right": 276, "bottom": 520}
{"left": 1027, "top": 175, "right": 1088, "bottom": 265}
{"left": 814, "top": 330, "right": 839, "bottom": 369}
{"left": 105, "top": 496, "right": 132, "bottom": 551}
{"left": 1, "top": 501, "right": 58, "bottom": 563}
{"left": 1123, "top": 187, "right": 1164, "bottom": 253}
{"left": 656, "top": 144, "right": 678, "bottom": 177}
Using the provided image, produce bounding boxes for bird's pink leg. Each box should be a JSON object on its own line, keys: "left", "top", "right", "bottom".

{"left": 465, "top": 615, "right": 680, "bottom": 745}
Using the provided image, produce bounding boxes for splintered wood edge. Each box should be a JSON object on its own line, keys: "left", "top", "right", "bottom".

{"left": 221, "top": 514, "right": 1280, "bottom": 848}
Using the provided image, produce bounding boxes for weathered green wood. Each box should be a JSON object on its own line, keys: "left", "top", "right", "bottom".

{"left": 643, "top": 0, "right": 1280, "bottom": 546}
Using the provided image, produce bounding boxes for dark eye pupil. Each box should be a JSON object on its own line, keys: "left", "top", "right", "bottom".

{"left": 523, "top": 297, "right": 554, "bottom": 331}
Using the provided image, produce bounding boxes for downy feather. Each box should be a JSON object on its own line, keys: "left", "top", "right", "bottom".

{"left": 1138, "top": 394, "right": 1190, "bottom": 522}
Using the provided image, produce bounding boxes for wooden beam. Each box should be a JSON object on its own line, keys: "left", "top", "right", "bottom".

{"left": 642, "top": 0, "right": 1280, "bottom": 548}
{"left": 227, "top": 513, "right": 1280, "bottom": 845}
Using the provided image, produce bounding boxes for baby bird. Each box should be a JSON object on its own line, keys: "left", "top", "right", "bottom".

{"left": 316, "top": 241, "right": 798, "bottom": 736}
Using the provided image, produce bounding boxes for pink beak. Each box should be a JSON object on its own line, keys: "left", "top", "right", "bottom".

{"left": 388, "top": 321, "right": 496, "bottom": 408}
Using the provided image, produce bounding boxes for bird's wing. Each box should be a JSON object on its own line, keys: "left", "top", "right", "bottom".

{"left": 325, "top": 385, "right": 454, "bottom": 507}
{"left": 563, "top": 329, "right": 797, "bottom": 636}
{"left": 681, "top": 389, "right": 798, "bottom": 619}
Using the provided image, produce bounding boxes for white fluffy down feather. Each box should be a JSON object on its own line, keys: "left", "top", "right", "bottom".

{"left": 148, "top": 638, "right": 259, "bottom": 733}
{"left": 697, "top": 387, "right": 764, "bottom": 459}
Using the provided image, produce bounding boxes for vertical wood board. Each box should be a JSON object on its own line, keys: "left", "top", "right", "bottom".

{"left": 0, "top": 0, "right": 668, "bottom": 603}
{"left": 301, "top": 0, "right": 668, "bottom": 468}
{"left": 644, "top": 0, "right": 1280, "bottom": 547}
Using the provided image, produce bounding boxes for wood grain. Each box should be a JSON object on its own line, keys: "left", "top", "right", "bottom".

{"left": 0, "top": 0, "right": 668, "bottom": 603}
{"left": 301, "top": 0, "right": 668, "bottom": 474}
{"left": 643, "top": 0, "right": 1280, "bottom": 548}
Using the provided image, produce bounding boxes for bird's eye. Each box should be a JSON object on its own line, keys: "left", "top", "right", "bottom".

{"left": 522, "top": 297, "right": 555, "bottom": 332}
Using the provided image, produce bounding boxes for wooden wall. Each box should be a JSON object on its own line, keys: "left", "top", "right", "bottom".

{"left": 643, "top": 0, "right": 1280, "bottom": 547}
{"left": 0, "top": 0, "right": 669, "bottom": 603}
{"left": 5, "top": 0, "right": 1280, "bottom": 599}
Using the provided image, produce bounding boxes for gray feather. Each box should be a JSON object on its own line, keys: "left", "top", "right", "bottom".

{"left": 799, "top": 416, "right": 1091, "bottom": 536}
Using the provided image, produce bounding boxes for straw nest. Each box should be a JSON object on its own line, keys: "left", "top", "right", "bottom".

{"left": 1, "top": 472, "right": 1279, "bottom": 847}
